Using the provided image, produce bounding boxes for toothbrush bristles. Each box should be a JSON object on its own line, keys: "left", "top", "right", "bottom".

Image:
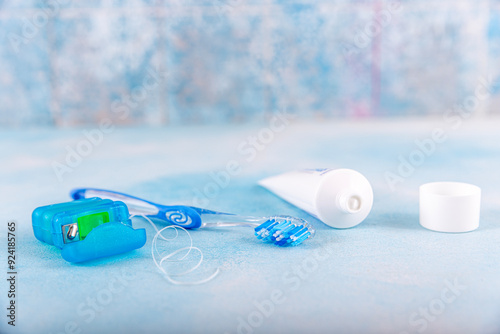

{"left": 254, "top": 216, "right": 315, "bottom": 246}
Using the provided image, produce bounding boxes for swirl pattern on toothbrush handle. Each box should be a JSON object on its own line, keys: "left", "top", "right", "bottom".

{"left": 165, "top": 210, "right": 193, "bottom": 226}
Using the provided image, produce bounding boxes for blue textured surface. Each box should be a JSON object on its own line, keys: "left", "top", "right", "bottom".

{"left": 0, "top": 120, "right": 499, "bottom": 333}
{"left": 1, "top": 0, "right": 500, "bottom": 126}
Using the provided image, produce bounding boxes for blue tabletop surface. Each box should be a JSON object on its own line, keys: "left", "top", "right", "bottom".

{"left": 1, "top": 119, "right": 499, "bottom": 334}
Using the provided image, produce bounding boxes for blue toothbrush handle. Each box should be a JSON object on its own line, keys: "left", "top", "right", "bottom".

{"left": 70, "top": 188, "right": 203, "bottom": 229}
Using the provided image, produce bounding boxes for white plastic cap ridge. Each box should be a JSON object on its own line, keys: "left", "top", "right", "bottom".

{"left": 419, "top": 182, "right": 481, "bottom": 233}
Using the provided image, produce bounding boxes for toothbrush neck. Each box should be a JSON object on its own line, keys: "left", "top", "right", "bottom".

{"left": 199, "top": 213, "right": 264, "bottom": 228}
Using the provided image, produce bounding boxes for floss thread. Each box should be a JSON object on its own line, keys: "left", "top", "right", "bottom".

{"left": 131, "top": 214, "right": 220, "bottom": 285}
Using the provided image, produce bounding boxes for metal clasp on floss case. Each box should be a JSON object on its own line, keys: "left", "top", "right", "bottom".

{"left": 32, "top": 198, "right": 146, "bottom": 262}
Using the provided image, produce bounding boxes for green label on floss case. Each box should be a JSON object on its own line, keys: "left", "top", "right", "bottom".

{"left": 77, "top": 212, "right": 110, "bottom": 240}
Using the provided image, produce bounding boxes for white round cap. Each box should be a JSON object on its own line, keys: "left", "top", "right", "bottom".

{"left": 419, "top": 182, "right": 481, "bottom": 233}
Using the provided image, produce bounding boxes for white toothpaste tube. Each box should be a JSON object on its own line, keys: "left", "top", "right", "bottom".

{"left": 258, "top": 168, "right": 374, "bottom": 229}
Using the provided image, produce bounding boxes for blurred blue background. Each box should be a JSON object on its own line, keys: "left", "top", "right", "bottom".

{"left": 0, "top": 0, "right": 499, "bottom": 127}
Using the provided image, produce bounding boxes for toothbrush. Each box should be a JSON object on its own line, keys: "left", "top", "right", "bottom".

{"left": 70, "top": 188, "right": 315, "bottom": 247}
